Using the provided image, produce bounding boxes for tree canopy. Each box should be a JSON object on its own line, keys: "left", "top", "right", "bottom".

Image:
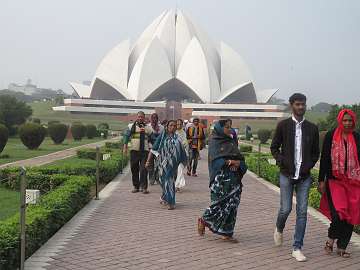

{"left": 318, "top": 104, "right": 360, "bottom": 132}
{"left": 0, "top": 95, "right": 33, "bottom": 130}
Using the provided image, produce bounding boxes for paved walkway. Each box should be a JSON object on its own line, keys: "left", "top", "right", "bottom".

{"left": 0, "top": 137, "right": 120, "bottom": 169}
{"left": 26, "top": 155, "right": 360, "bottom": 269}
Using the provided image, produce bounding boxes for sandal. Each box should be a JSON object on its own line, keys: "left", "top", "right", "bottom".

{"left": 324, "top": 241, "right": 334, "bottom": 254}
{"left": 337, "top": 250, "right": 351, "bottom": 258}
{"left": 197, "top": 217, "right": 205, "bottom": 236}
{"left": 168, "top": 205, "right": 175, "bottom": 210}
{"left": 160, "top": 198, "right": 168, "bottom": 205}
{"left": 221, "top": 236, "right": 239, "bottom": 243}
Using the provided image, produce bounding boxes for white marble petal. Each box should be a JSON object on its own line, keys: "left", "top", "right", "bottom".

{"left": 69, "top": 82, "right": 91, "bottom": 98}
{"left": 127, "top": 37, "right": 173, "bottom": 101}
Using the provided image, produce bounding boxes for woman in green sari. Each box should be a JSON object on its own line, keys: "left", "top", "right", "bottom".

{"left": 198, "top": 119, "right": 247, "bottom": 241}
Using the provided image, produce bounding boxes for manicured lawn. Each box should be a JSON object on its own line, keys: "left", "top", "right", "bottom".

{"left": 46, "top": 155, "right": 96, "bottom": 167}
{"left": 0, "top": 187, "right": 20, "bottom": 221}
{"left": 0, "top": 137, "right": 103, "bottom": 165}
{"left": 30, "top": 101, "right": 127, "bottom": 131}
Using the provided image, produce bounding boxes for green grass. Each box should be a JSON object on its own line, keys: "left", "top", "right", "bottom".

{"left": 0, "top": 187, "right": 20, "bottom": 221}
{"left": 30, "top": 101, "right": 127, "bottom": 131}
{"left": 46, "top": 156, "right": 97, "bottom": 167}
{"left": 0, "top": 137, "right": 103, "bottom": 165}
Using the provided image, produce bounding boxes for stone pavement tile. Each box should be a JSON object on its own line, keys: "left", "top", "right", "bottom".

{"left": 36, "top": 151, "right": 360, "bottom": 270}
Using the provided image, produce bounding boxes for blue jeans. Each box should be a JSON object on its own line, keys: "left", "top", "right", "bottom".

{"left": 276, "top": 173, "right": 312, "bottom": 250}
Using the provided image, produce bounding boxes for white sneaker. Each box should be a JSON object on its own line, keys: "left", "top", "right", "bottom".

{"left": 274, "top": 227, "right": 283, "bottom": 247}
{"left": 292, "top": 249, "right": 307, "bottom": 262}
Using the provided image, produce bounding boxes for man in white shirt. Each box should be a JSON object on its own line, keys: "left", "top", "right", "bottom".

{"left": 270, "top": 93, "right": 320, "bottom": 262}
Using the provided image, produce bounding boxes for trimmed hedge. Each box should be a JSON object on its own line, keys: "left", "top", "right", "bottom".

{"left": 0, "top": 175, "right": 93, "bottom": 270}
{"left": 105, "top": 142, "right": 123, "bottom": 149}
{"left": 48, "top": 123, "right": 68, "bottom": 144}
{"left": 19, "top": 123, "right": 46, "bottom": 150}
{"left": 0, "top": 170, "right": 68, "bottom": 193}
{"left": 0, "top": 152, "right": 128, "bottom": 190}
{"left": 239, "top": 144, "right": 253, "bottom": 153}
{"left": 85, "top": 124, "right": 97, "bottom": 139}
{"left": 0, "top": 124, "right": 9, "bottom": 154}
{"left": 0, "top": 150, "right": 129, "bottom": 269}
{"left": 71, "top": 123, "right": 86, "bottom": 141}
{"left": 76, "top": 148, "right": 110, "bottom": 160}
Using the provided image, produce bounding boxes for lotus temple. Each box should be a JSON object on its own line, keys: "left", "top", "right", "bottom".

{"left": 53, "top": 9, "right": 288, "bottom": 124}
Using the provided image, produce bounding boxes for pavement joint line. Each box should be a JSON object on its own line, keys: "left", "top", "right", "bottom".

{"left": 24, "top": 165, "right": 130, "bottom": 269}
{"left": 246, "top": 170, "right": 360, "bottom": 247}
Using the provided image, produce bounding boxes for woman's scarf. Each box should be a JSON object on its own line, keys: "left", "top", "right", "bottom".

{"left": 152, "top": 130, "right": 187, "bottom": 179}
{"left": 208, "top": 122, "right": 242, "bottom": 163}
{"left": 331, "top": 109, "right": 360, "bottom": 181}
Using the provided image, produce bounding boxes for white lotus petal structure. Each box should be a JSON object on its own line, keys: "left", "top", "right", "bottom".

{"left": 70, "top": 9, "right": 277, "bottom": 104}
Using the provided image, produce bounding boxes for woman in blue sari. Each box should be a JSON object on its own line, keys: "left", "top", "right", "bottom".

{"left": 198, "top": 119, "right": 247, "bottom": 241}
{"left": 146, "top": 120, "right": 187, "bottom": 210}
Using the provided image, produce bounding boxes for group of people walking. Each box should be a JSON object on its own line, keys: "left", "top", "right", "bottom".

{"left": 123, "top": 93, "right": 360, "bottom": 262}
{"left": 123, "top": 112, "right": 205, "bottom": 209}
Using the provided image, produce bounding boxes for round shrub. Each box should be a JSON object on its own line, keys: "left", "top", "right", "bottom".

{"left": 71, "top": 123, "right": 86, "bottom": 141}
{"left": 257, "top": 129, "right": 272, "bottom": 144}
{"left": 0, "top": 124, "right": 9, "bottom": 154}
{"left": 19, "top": 123, "right": 46, "bottom": 150}
{"left": 99, "top": 129, "right": 108, "bottom": 139}
{"left": 86, "top": 124, "right": 97, "bottom": 139}
{"left": 48, "top": 120, "right": 60, "bottom": 126}
{"left": 48, "top": 123, "right": 68, "bottom": 144}
{"left": 98, "top": 122, "right": 109, "bottom": 130}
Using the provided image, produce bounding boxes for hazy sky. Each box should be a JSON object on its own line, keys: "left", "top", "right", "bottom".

{"left": 1, "top": 0, "right": 359, "bottom": 105}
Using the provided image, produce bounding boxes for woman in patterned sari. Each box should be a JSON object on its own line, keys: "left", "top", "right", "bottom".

{"left": 198, "top": 119, "right": 247, "bottom": 242}
{"left": 146, "top": 120, "right": 187, "bottom": 210}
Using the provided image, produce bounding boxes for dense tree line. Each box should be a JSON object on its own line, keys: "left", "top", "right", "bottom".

{"left": 318, "top": 104, "right": 360, "bottom": 131}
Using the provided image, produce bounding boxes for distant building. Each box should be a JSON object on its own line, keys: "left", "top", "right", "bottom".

{"left": 53, "top": 9, "right": 288, "bottom": 124}
{"left": 8, "top": 79, "right": 38, "bottom": 95}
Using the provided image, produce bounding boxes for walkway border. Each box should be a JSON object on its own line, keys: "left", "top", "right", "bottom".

{"left": 24, "top": 166, "right": 130, "bottom": 270}
{"left": 247, "top": 170, "right": 360, "bottom": 248}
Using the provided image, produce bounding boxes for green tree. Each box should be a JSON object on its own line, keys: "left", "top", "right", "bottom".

{"left": 318, "top": 104, "right": 360, "bottom": 132}
{"left": 0, "top": 95, "right": 32, "bottom": 131}
{"left": 19, "top": 123, "right": 46, "bottom": 150}
{"left": 55, "top": 95, "right": 64, "bottom": 105}
{"left": 0, "top": 124, "right": 9, "bottom": 154}
{"left": 257, "top": 129, "right": 272, "bottom": 144}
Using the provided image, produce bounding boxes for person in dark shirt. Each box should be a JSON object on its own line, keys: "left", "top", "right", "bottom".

{"left": 271, "top": 93, "right": 319, "bottom": 262}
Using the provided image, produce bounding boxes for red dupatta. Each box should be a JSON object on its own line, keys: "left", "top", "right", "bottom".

{"left": 331, "top": 109, "right": 360, "bottom": 181}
